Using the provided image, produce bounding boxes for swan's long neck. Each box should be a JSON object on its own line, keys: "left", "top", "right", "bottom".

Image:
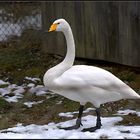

{"left": 62, "top": 26, "right": 75, "bottom": 67}
{"left": 43, "top": 24, "right": 75, "bottom": 87}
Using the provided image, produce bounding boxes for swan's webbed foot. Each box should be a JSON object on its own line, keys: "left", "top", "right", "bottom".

{"left": 82, "top": 125, "right": 101, "bottom": 132}
{"left": 59, "top": 118, "right": 82, "bottom": 130}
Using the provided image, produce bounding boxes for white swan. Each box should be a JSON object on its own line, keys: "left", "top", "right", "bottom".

{"left": 43, "top": 18, "right": 140, "bottom": 132}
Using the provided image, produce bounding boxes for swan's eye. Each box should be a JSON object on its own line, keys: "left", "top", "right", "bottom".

{"left": 57, "top": 23, "right": 60, "bottom": 25}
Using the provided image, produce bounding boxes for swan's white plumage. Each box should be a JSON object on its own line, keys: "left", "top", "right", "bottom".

{"left": 44, "top": 18, "right": 140, "bottom": 108}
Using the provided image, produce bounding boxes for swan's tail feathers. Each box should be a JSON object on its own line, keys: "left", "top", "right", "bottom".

{"left": 122, "top": 85, "right": 140, "bottom": 99}
{"left": 133, "top": 93, "right": 140, "bottom": 99}
{"left": 127, "top": 91, "right": 140, "bottom": 99}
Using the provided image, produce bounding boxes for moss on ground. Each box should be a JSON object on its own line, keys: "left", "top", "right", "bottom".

{"left": 0, "top": 97, "right": 12, "bottom": 112}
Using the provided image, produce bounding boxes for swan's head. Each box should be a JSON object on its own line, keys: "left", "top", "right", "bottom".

{"left": 49, "top": 18, "right": 69, "bottom": 32}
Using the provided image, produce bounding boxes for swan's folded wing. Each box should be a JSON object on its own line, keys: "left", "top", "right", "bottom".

{"left": 54, "top": 65, "right": 125, "bottom": 90}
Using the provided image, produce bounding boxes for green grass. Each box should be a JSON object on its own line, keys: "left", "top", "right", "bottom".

{"left": 0, "top": 97, "right": 12, "bottom": 112}
{"left": 0, "top": 84, "right": 9, "bottom": 88}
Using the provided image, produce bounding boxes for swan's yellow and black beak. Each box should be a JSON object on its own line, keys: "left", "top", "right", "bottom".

{"left": 49, "top": 23, "right": 57, "bottom": 32}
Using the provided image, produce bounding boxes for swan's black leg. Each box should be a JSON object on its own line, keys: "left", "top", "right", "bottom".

{"left": 59, "top": 105, "right": 84, "bottom": 130}
{"left": 82, "top": 108, "right": 102, "bottom": 132}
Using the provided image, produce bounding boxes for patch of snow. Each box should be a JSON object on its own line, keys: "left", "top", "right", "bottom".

{"left": 83, "top": 107, "right": 95, "bottom": 113}
{"left": 0, "top": 115, "right": 139, "bottom": 139}
{"left": 29, "top": 85, "right": 48, "bottom": 95}
{"left": 0, "top": 88, "right": 11, "bottom": 96}
{"left": 56, "top": 100, "right": 62, "bottom": 105}
{"left": 59, "top": 112, "right": 74, "bottom": 118}
{"left": 24, "top": 100, "right": 44, "bottom": 108}
{"left": 114, "top": 109, "right": 140, "bottom": 117}
{"left": 36, "top": 90, "right": 47, "bottom": 96}
{"left": 59, "top": 107, "right": 95, "bottom": 118}
{"left": 0, "top": 79, "right": 48, "bottom": 103}
{"left": 25, "top": 77, "right": 41, "bottom": 82}
{"left": 0, "top": 80, "right": 10, "bottom": 85}
{"left": 5, "top": 96, "right": 20, "bottom": 103}
{"left": 0, "top": 84, "right": 25, "bottom": 103}
{"left": 27, "top": 83, "right": 35, "bottom": 88}
{"left": 13, "top": 87, "right": 25, "bottom": 95}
